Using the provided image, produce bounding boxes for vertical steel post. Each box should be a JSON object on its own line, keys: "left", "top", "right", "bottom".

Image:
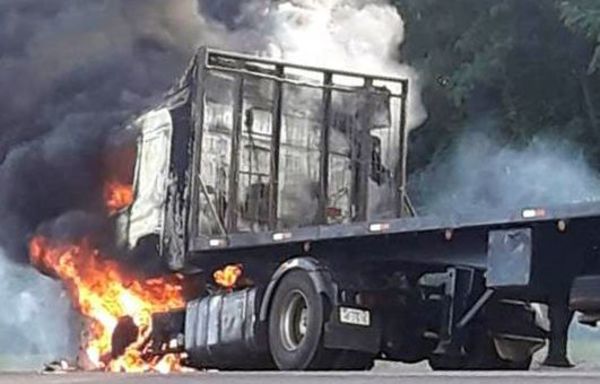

{"left": 317, "top": 72, "right": 333, "bottom": 224}
{"left": 268, "top": 65, "right": 284, "bottom": 230}
{"left": 226, "top": 74, "right": 245, "bottom": 232}
{"left": 188, "top": 48, "right": 209, "bottom": 242}
{"left": 397, "top": 80, "right": 409, "bottom": 217}
{"left": 354, "top": 78, "right": 373, "bottom": 222}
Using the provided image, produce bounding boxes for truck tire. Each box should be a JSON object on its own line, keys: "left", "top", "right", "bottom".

{"left": 268, "top": 270, "right": 335, "bottom": 370}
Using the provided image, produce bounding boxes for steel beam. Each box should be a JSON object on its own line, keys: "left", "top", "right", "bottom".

{"left": 268, "top": 65, "right": 284, "bottom": 230}
{"left": 317, "top": 72, "right": 333, "bottom": 224}
{"left": 188, "top": 48, "right": 209, "bottom": 242}
{"left": 226, "top": 75, "right": 245, "bottom": 232}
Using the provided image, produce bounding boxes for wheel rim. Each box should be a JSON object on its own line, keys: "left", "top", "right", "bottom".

{"left": 280, "top": 290, "right": 309, "bottom": 351}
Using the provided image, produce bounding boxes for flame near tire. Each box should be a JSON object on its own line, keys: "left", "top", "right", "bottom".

{"left": 29, "top": 236, "right": 185, "bottom": 373}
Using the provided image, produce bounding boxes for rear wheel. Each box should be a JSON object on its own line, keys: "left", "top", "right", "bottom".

{"left": 268, "top": 270, "right": 336, "bottom": 370}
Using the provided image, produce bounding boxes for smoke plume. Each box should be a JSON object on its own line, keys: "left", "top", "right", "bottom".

{"left": 410, "top": 123, "right": 600, "bottom": 217}
{"left": 0, "top": 250, "right": 76, "bottom": 367}
{"left": 198, "top": 0, "right": 426, "bottom": 129}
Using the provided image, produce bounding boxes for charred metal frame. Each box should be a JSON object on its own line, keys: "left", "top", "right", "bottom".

{"left": 187, "top": 48, "right": 411, "bottom": 246}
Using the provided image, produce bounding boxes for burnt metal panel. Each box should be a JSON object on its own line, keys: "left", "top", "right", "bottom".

{"left": 150, "top": 311, "right": 185, "bottom": 351}
{"left": 128, "top": 109, "right": 174, "bottom": 250}
{"left": 163, "top": 101, "right": 193, "bottom": 270}
{"left": 487, "top": 228, "right": 533, "bottom": 287}
{"left": 184, "top": 288, "right": 269, "bottom": 368}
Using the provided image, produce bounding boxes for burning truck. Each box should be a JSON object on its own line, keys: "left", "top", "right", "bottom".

{"left": 29, "top": 47, "right": 600, "bottom": 372}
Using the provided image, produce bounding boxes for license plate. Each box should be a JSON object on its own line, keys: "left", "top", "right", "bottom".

{"left": 339, "top": 307, "right": 371, "bottom": 327}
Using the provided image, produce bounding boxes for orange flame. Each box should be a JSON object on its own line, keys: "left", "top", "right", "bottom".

{"left": 213, "top": 265, "right": 243, "bottom": 289}
{"left": 29, "top": 236, "right": 184, "bottom": 373}
{"left": 104, "top": 181, "right": 134, "bottom": 215}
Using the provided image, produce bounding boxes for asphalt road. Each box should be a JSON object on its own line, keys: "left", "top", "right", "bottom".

{"left": 2, "top": 354, "right": 600, "bottom": 384}
{"left": 2, "top": 371, "right": 600, "bottom": 384}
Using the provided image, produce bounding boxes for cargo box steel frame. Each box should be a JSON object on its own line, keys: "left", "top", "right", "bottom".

{"left": 184, "top": 48, "right": 411, "bottom": 253}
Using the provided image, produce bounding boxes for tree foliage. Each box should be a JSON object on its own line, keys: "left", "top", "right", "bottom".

{"left": 559, "top": 0, "right": 600, "bottom": 73}
{"left": 395, "top": 0, "right": 600, "bottom": 170}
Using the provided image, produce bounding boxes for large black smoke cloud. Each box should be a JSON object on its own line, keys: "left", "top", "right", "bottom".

{"left": 0, "top": 0, "right": 203, "bottom": 361}
{"left": 0, "top": 0, "right": 203, "bottom": 263}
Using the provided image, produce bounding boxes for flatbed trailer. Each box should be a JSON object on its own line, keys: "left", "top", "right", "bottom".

{"left": 113, "top": 48, "right": 600, "bottom": 371}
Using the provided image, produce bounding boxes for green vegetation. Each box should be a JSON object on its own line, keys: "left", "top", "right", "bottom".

{"left": 394, "top": 0, "right": 600, "bottom": 171}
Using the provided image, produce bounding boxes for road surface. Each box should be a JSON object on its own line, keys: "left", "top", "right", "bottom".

{"left": 2, "top": 351, "right": 600, "bottom": 384}
{"left": 2, "top": 371, "right": 600, "bottom": 384}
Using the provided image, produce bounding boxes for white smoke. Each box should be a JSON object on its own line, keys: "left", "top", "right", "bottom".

{"left": 412, "top": 129, "right": 600, "bottom": 217}
{"left": 0, "top": 251, "right": 76, "bottom": 369}
{"left": 199, "top": 0, "right": 427, "bottom": 129}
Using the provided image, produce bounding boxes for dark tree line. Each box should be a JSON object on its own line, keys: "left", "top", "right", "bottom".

{"left": 396, "top": 0, "right": 600, "bottom": 171}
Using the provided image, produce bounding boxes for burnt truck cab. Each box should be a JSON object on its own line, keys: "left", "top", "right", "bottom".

{"left": 111, "top": 48, "right": 564, "bottom": 371}
{"left": 115, "top": 108, "right": 174, "bottom": 253}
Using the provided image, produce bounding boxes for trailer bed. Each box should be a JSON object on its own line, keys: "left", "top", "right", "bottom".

{"left": 191, "top": 200, "right": 600, "bottom": 252}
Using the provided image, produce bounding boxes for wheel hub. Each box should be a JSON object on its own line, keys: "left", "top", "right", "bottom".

{"left": 280, "top": 290, "right": 309, "bottom": 351}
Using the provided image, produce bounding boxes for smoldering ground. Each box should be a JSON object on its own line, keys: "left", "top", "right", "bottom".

{"left": 0, "top": 253, "right": 77, "bottom": 367}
